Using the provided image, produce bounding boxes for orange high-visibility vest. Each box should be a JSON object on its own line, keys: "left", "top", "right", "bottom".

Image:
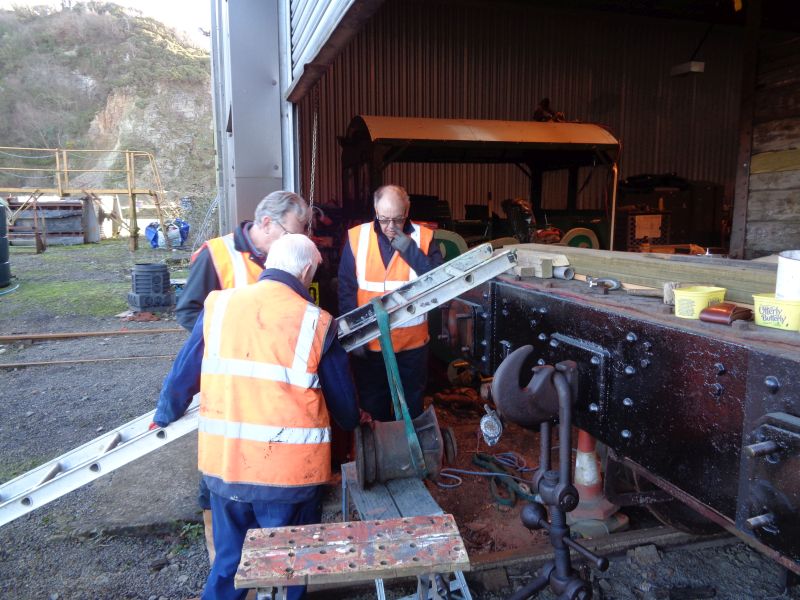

{"left": 195, "top": 233, "right": 263, "bottom": 289}
{"left": 198, "top": 280, "right": 333, "bottom": 488}
{"left": 347, "top": 222, "right": 434, "bottom": 352}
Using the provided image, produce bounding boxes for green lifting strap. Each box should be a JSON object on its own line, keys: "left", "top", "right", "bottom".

{"left": 472, "top": 453, "right": 538, "bottom": 507}
{"left": 370, "top": 297, "right": 428, "bottom": 479}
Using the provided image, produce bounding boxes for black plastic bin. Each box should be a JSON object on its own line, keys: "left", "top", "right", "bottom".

{"left": 128, "top": 263, "right": 174, "bottom": 311}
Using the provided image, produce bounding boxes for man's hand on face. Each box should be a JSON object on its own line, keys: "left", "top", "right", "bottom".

{"left": 390, "top": 231, "right": 413, "bottom": 253}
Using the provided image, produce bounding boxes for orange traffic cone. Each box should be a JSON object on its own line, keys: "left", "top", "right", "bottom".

{"left": 567, "top": 429, "right": 629, "bottom": 537}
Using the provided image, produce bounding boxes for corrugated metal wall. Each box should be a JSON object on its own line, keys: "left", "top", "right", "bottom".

{"left": 289, "top": 0, "right": 356, "bottom": 82}
{"left": 297, "top": 0, "right": 743, "bottom": 220}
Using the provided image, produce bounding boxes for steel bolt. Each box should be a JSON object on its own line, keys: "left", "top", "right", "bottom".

{"left": 624, "top": 365, "right": 636, "bottom": 376}
{"left": 711, "top": 383, "right": 724, "bottom": 398}
{"left": 640, "top": 358, "right": 650, "bottom": 368}
{"left": 745, "top": 440, "right": 779, "bottom": 458}
{"left": 502, "top": 309, "right": 510, "bottom": 317}
{"left": 626, "top": 332, "right": 637, "bottom": 342}
{"left": 483, "top": 291, "right": 490, "bottom": 300}
{"left": 538, "top": 306, "right": 548, "bottom": 315}
{"left": 537, "top": 358, "right": 546, "bottom": 366}
{"left": 481, "top": 340, "right": 488, "bottom": 347}
{"left": 623, "top": 397, "right": 633, "bottom": 407}
{"left": 530, "top": 319, "right": 538, "bottom": 327}
{"left": 746, "top": 512, "right": 775, "bottom": 531}
{"left": 538, "top": 333, "right": 548, "bottom": 341}
{"left": 481, "top": 355, "right": 488, "bottom": 363}
{"left": 642, "top": 341, "right": 652, "bottom": 351}
{"left": 480, "top": 312, "right": 488, "bottom": 319}
{"left": 715, "top": 363, "right": 726, "bottom": 375}
{"left": 621, "top": 429, "right": 632, "bottom": 439}
{"left": 549, "top": 338, "right": 559, "bottom": 348}
{"left": 588, "top": 403, "right": 600, "bottom": 412}
{"left": 590, "top": 356, "right": 601, "bottom": 366}
{"left": 764, "top": 376, "right": 780, "bottom": 393}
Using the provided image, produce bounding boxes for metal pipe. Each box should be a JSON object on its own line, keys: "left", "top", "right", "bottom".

{"left": 552, "top": 266, "right": 574, "bottom": 280}
{"left": 553, "top": 372, "right": 573, "bottom": 486}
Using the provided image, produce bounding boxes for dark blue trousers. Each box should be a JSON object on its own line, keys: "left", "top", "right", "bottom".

{"left": 351, "top": 345, "right": 428, "bottom": 422}
{"left": 203, "top": 490, "right": 321, "bottom": 600}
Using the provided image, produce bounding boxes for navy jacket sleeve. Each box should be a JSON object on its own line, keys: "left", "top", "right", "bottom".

{"left": 318, "top": 323, "right": 360, "bottom": 430}
{"left": 397, "top": 234, "right": 444, "bottom": 275}
{"left": 153, "top": 313, "right": 205, "bottom": 426}
{"left": 337, "top": 240, "right": 359, "bottom": 316}
{"left": 175, "top": 248, "right": 220, "bottom": 332}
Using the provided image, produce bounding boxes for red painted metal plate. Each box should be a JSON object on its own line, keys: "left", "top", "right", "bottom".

{"left": 235, "top": 514, "right": 470, "bottom": 589}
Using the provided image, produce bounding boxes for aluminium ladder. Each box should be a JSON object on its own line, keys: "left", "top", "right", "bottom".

{"left": 0, "top": 243, "right": 517, "bottom": 527}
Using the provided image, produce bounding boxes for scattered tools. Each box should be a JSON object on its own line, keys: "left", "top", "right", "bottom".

{"left": 587, "top": 276, "right": 622, "bottom": 293}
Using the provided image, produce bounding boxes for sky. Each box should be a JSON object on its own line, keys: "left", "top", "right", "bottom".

{"left": 0, "top": 0, "right": 212, "bottom": 48}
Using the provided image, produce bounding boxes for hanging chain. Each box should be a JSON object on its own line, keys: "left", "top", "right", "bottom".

{"left": 307, "top": 86, "right": 319, "bottom": 235}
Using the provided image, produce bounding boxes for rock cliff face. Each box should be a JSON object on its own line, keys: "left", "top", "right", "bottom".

{"left": 0, "top": 3, "right": 215, "bottom": 208}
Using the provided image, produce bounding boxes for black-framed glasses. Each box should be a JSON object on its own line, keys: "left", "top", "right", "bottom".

{"left": 375, "top": 216, "right": 407, "bottom": 226}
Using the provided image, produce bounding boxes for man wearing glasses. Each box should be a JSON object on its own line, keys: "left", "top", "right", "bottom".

{"left": 338, "top": 184, "right": 443, "bottom": 422}
{"left": 174, "top": 189, "right": 308, "bottom": 565}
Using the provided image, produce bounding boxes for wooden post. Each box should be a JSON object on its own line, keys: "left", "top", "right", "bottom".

{"left": 152, "top": 191, "right": 171, "bottom": 251}
{"left": 729, "top": 0, "right": 761, "bottom": 259}
{"left": 54, "top": 150, "right": 63, "bottom": 198}
{"left": 126, "top": 151, "right": 138, "bottom": 251}
{"left": 111, "top": 195, "right": 121, "bottom": 238}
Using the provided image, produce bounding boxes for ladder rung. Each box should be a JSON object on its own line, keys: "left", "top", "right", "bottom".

{"left": 100, "top": 432, "right": 122, "bottom": 453}
{"left": 37, "top": 463, "right": 62, "bottom": 486}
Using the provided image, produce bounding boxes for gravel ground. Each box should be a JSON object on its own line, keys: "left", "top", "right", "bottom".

{"left": 1, "top": 241, "right": 799, "bottom": 600}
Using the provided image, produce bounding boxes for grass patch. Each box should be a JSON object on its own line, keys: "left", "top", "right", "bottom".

{"left": 6, "top": 280, "right": 130, "bottom": 319}
{"left": 1, "top": 239, "right": 180, "bottom": 320}
{"left": 0, "top": 457, "right": 45, "bottom": 483}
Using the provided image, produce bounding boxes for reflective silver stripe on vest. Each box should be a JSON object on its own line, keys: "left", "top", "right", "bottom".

{"left": 199, "top": 416, "right": 330, "bottom": 444}
{"left": 356, "top": 223, "right": 422, "bottom": 292}
{"left": 206, "top": 288, "right": 235, "bottom": 358}
{"left": 201, "top": 356, "right": 321, "bottom": 388}
{"left": 292, "top": 303, "right": 321, "bottom": 374}
{"left": 220, "top": 234, "right": 250, "bottom": 287}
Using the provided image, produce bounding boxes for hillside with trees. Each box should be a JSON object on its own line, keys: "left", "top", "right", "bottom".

{"left": 0, "top": 2, "right": 215, "bottom": 210}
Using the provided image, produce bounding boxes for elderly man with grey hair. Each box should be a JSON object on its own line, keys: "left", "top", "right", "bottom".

{"left": 176, "top": 190, "right": 308, "bottom": 332}
{"left": 173, "top": 190, "right": 307, "bottom": 563}
{"left": 338, "top": 184, "right": 443, "bottom": 422}
{"left": 154, "top": 234, "right": 360, "bottom": 600}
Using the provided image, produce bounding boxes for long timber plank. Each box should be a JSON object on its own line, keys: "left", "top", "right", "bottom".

{"left": 508, "top": 244, "right": 777, "bottom": 304}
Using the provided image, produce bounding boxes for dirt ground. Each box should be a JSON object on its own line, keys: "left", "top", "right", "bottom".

{"left": 1, "top": 240, "right": 799, "bottom": 599}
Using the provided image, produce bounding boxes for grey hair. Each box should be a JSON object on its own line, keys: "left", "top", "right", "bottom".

{"left": 373, "top": 185, "right": 410, "bottom": 209}
{"left": 254, "top": 191, "right": 307, "bottom": 224}
{"left": 264, "top": 234, "right": 321, "bottom": 277}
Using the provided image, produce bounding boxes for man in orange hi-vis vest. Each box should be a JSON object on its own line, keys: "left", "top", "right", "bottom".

{"left": 174, "top": 190, "right": 308, "bottom": 563}
{"left": 176, "top": 190, "right": 309, "bottom": 331}
{"left": 154, "top": 234, "right": 362, "bottom": 600}
{"left": 338, "top": 185, "right": 443, "bottom": 421}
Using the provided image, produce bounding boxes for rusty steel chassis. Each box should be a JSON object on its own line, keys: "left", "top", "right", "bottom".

{"left": 440, "top": 276, "right": 800, "bottom": 574}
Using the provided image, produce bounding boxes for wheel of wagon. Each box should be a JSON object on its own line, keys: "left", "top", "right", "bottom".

{"left": 442, "top": 426, "right": 458, "bottom": 465}
{"left": 632, "top": 471, "right": 722, "bottom": 535}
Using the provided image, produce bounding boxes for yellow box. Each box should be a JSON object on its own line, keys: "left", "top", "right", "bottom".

{"left": 753, "top": 294, "right": 800, "bottom": 331}
{"left": 673, "top": 286, "right": 726, "bottom": 319}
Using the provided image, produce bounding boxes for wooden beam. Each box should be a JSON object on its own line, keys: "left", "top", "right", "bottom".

{"left": 729, "top": 0, "right": 762, "bottom": 259}
{"left": 506, "top": 244, "right": 776, "bottom": 304}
